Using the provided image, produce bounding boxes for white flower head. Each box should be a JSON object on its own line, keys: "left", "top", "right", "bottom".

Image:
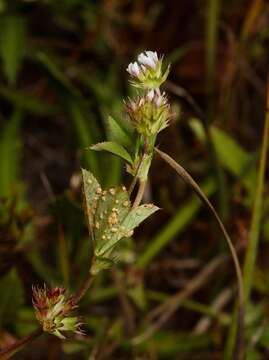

{"left": 126, "top": 50, "right": 170, "bottom": 89}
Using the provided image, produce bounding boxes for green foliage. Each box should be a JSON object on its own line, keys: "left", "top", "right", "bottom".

{"left": 90, "top": 141, "right": 133, "bottom": 164}
{"left": 106, "top": 115, "right": 133, "bottom": 150}
{"left": 0, "top": 15, "right": 26, "bottom": 85}
{"left": 0, "top": 269, "right": 24, "bottom": 327}
{"left": 0, "top": 110, "right": 23, "bottom": 199}
{"left": 190, "top": 118, "right": 257, "bottom": 202}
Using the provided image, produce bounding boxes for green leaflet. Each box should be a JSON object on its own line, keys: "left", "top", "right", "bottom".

{"left": 106, "top": 115, "right": 133, "bottom": 149}
{"left": 90, "top": 141, "right": 133, "bottom": 164}
{"left": 94, "top": 185, "right": 131, "bottom": 256}
{"left": 122, "top": 204, "right": 159, "bottom": 231}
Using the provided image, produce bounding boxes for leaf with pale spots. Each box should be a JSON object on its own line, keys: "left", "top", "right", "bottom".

{"left": 122, "top": 204, "right": 159, "bottom": 232}
{"left": 82, "top": 168, "right": 159, "bottom": 272}
{"left": 94, "top": 186, "right": 131, "bottom": 257}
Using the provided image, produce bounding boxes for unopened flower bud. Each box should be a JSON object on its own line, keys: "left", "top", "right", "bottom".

{"left": 127, "top": 51, "right": 170, "bottom": 89}
{"left": 32, "top": 285, "right": 83, "bottom": 339}
{"left": 126, "top": 89, "right": 171, "bottom": 136}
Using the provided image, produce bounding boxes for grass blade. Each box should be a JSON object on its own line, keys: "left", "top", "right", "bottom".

{"left": 155, "top": 147, "right": 244, "bottom": 359}
{"left": 243, "top": 77, "right": 269, "bottom": 301}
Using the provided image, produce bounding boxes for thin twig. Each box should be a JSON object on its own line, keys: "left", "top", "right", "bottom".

{"left": 112, "top": 269, "right": 136, "bottom": 335}
{"left": 132, "top": 180, "right": 146, "bottom": 209}
{"left": 128, "top": 152, "right": 147, "bottom": 197}
{"left": 72, "top": 272, "right": 94, "bottom": 304}
{"left": 192, "top": 286, "right": 233, "bottom": 335}
{"left": 0, "top": 327, "right": 43, "bottom": 360}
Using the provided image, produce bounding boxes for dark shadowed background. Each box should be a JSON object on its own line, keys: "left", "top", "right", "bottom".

{"left": 0, "top": 0, "right": 269, "bottom": 359}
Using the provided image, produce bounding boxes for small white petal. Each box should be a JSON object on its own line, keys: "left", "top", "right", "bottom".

{"left": 137, "top": 52, "right": 146, "bottom": 63}
{"left": 145, "top": 51, "right": 158, "bottom": 63}
{"left": 141, "top": 64, "right": 147, "bottom": 73}
{"left": 155, "top": 93, "right": 165, "bottom": 107}
{"left": 147, "top": 89, "right": 155, "bottom": 102}
{"left": 138, "top": 52, "right": 156, "bottom": 69}
{"left": 132, "top": 62, "right": 141, "bottom": 76}
{"left": 127, "top": 62, "right": 141, "bottom": 77}
{"left": 126, "top": 63, "right": 134, "bottom": 74}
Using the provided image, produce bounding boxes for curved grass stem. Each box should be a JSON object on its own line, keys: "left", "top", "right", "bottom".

{"left": 154, "top": 147, "right": 244, "bottom": 360}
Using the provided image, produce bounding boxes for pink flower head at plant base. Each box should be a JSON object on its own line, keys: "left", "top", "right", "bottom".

{"left": 126, "top": 89, "right": 171, "bottom": 136}
{"left": 32, "top": 285, "right": 83, "bottom": 339}
{"left": 126, "top": 50, "right": 170, "bottom": 89}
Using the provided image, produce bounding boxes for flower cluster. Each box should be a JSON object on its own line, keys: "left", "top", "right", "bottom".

{"left": 127, "top": 51, "right": 169, "bottom": 89}
{"left": 32, "top": 285, "right": 83, "bottom": 339}
{"left": 126, "top": 51, "right": 171, "bottom": 138}
{"left": 126, "top": 89, "right": 170, "bottom": 136}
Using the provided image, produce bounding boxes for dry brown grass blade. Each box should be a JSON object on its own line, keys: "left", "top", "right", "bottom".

{"left": 153, "top": 147, "right": 244, "bottom": 359}
{"left": 132, "top": 253, "right": 228, "bottom": 345}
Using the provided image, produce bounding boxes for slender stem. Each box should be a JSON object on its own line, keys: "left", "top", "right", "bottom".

{"left": 128, "top": 175, "right": 138, "bottom": 196}
{"left": 112, "top": 269, "right": 136, "bottom": 335}
{"left": 72, "top": 271, "right": 94, "bottom": 304}
{"left": 132, "top": 180, "right": 146, "bottom": 208}
{"left": 155, "top": 148, "right": 244, "bottom": 359}
{"left": 0, "top": 327, "right": 43, "bottom": 360}
{"left": 128, "top": 151, "right": 147, "bottom": 197}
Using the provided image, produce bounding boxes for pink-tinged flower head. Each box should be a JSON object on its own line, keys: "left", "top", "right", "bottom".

{"left": 32, "top": 285, "right": 83, "bottom": 339}
{"left": 125, "top": 89, "right": 171, "bottom": 136}
{"left": 126, "top": 50, "right": 170, "bottom": 89}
